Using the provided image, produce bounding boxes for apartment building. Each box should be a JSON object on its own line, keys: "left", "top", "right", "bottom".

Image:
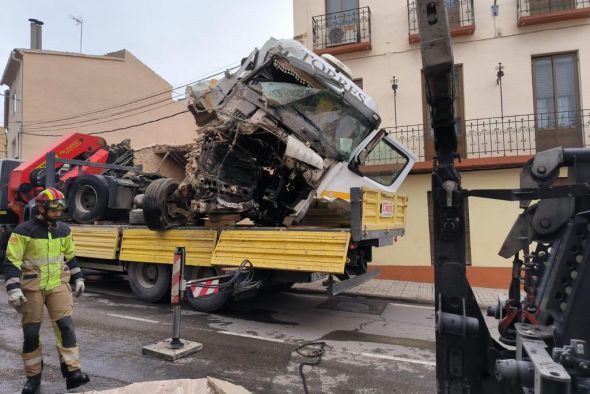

{"left": 294, "top": 0, "right": 590, "bottom": 287}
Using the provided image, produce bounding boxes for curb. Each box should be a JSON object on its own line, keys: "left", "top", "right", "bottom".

{"left": 288, "top": 286, "right": 503, "bottom": 311}
{"left": 288, "top": 286, "right": 435, "bottom": 306}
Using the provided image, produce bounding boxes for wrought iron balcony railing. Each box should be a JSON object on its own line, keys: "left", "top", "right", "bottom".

{"left": 407, "top": 0, "right": 475, "bottom": 43}
{"left": 388, "top": 110, "right": 590, "bottom": 162}
{"left": 517, "top": 0, "right": 590, "bottom": 26}
{"left": 312, "top": 6, "right": 371, "bottom": 54}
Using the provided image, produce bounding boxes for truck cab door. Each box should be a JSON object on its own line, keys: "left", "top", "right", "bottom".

{"left": 317, "top": 129, "right": 416, "bottom": 199}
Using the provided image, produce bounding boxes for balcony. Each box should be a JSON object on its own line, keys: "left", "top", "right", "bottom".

{"left": 407, "top": 0, "right": 475, "bottom": 44}
{"left": 517, "top": 0, "right": 590, "bottom": 27}
{"left": 312, "top": 7, "right": 371, "bottom": 55}
{"left": 389, "top": 110, "right": 590, "bottom": 163}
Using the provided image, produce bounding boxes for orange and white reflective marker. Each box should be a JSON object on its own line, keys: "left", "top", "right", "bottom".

{"left": 171, "top": 250, "right": 184, "bottom": 305}
{"left": 190, "top": 280, "right": 220, "bottom": 298}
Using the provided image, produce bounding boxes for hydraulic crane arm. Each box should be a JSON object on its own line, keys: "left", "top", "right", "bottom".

{"left": 417, "top": 0, "right": 457, "bottom": 163}
{"left": 417, "top": 3, "right": 590, "bottom": 392}
{"left": 416, "top": 1, "right": 509, "bottom": 392}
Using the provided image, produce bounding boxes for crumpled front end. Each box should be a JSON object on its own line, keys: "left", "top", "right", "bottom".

{"left": 181, "top": 39, "right": 379, "bottom": 226}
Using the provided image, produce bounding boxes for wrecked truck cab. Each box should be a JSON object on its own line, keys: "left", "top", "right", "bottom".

{"left": 143, "top": 38, "right": 415, "bottom": 230}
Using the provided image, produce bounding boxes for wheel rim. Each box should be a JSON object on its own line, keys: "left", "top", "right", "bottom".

{"left": 162, "top": 190, "right": 183, "bottom": 224}
{"left": 75, "top": 185, "right": 98, "bottom": 213}
{"left": 137, "top": 264, "right": 159, "bottom": 289}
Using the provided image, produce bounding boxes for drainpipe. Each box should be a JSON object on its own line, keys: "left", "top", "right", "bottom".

{"left": 10, "top": 50, "right": 23, "bottom": 159}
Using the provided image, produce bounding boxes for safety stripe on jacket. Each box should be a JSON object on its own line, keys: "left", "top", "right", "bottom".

{"left": 3, "top": 218, "right": 82, "bottom": 291}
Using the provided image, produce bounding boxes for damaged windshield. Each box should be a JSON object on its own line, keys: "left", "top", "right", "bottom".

{"left": 262, "top": 82, "right": 373, "bottom": 161}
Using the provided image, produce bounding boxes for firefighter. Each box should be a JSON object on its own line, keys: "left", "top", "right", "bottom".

{"left": 3, "top": 187, "right": 90, "bottom": 393}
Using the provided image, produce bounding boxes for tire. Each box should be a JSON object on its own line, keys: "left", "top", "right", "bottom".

{"left": 185, "top": 266, "right": 231, "bottom": 313}
{"left": 128, "top": 209, "right": 145, "bottom": 225}
{"left": 127, "top": 262, "right": 171, "bottom": 303}
{"left": 143, "top": 178, "right": 186, "bottom": 230}
{"left": 67, "top": 175, "right": 108, "bottom": 224}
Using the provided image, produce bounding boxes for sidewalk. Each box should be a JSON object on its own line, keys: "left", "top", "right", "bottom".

{"left": 292, "top": 278, "right": 504, "bottom": 308}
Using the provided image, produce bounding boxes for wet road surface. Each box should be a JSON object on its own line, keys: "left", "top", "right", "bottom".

{"left": 0, "top": 272, "right": 437, "bottom": 393}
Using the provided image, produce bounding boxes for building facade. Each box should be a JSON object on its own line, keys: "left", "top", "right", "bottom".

{"left": 2, "top": 45, "right": 196, "bottom": 160}
{"left": 293, "top": 0, "right": 590, "bottom": 287}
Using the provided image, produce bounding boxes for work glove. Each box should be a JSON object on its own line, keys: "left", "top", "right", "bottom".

{"left": 74, "top": 279, "right": 85, "bottom": 298}
{"left": 7, "top": 288, "right": 27, "bottom": 311}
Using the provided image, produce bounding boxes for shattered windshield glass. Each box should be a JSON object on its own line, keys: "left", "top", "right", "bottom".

{"left": 262, "top": 82, "right": 373, "bottom": 161}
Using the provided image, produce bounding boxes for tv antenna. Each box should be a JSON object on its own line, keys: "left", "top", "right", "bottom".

{"left": 70, "top": 15, "right": 83, "bottom": 53}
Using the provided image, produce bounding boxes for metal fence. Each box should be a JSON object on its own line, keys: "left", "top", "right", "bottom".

{"left": 517, "top": 0, "right": 590, "bottom": 17}
{"left": 388, "top": 110, "right": 590, "bottom": 162}
{"left": 387, "top": 124, "right": 426, "bottom": 162}
{"left": 312, "top": 6, "right": 371, "bottom": 51}
{"left": 407, "top": 0, "right": 474, "bottom": 36}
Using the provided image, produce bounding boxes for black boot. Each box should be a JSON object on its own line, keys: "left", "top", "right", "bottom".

{"left": 65, "top": 370, "right": 90, "bottom": 390}
{"left": 60, "top": 362, "right": 69, "bottom": 378}
{"left": 22, "top": 374, "right": 41, "bottom": 394}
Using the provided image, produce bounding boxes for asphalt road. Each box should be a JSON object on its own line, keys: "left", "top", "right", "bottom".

{"left": 0, "top": 272, "right": 437, "bottom": 394}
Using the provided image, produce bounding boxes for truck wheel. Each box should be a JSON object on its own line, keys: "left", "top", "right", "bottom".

{"left": 143, "top": 178, "right": 186, "bottom": 230}
{"left": 128, "top": 209, "right": 145, "bottom": 225}
{"left": 67, "top": 175, "right": 108, "bottom": 224}
{"left": 127, "top": 262, "right": 171, "bottom": 303}
{"left": 185, "top": 266, "right": 231, "bottom": 313}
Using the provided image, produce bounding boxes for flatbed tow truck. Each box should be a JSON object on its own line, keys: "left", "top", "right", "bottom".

{"left": 71, "top": 186, "right": 407, "bottom": 312}
{"left": 1, "top": 37, "right": 416, "bottom": 312}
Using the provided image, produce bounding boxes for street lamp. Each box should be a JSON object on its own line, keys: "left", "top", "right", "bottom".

{"left": 496, "top": 62, "right": 504, "bottom": 121}
{"left": 391, "top": 76, "right": 398, "bottom": 128}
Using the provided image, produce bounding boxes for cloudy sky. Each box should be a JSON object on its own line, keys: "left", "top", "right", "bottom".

{"left": 1, "top": 0, "right": 294, "bottom": 118}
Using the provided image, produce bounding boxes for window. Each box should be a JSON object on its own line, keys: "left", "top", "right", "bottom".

{"left": 325, "top": 0, "right": 361, "bottom": 47}
{"left": 326, "top": 0, "right": 359, "bottom": 14}
{"left": 532, "top": 52, "right": 581, "bottom": 150}
{"left": 533, "top": 53, "right": 579, "bottom": 128}
{"left": 358, "top": 138, "right": 409, "bottom": 186}
{"left": 261, "top": 82, "right": 374, "bottom": 160}
{"left": 445, "top": 0, "right": 461, "bottom": 27}
{"left": 529, "top": 0, "right": 575, "bottom": 15}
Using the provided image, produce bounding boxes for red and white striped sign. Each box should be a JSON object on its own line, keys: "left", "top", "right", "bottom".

{"left": 171, "top": 252, "right": 182, "bottom": 304}
{"left": 191, "top": 280, "right": 220, "bottom": 298}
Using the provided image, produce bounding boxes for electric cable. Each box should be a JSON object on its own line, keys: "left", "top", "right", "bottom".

{"left": 20, "top": 63, "right": 240, "bottom": 127}
{"left": 294, "top": 341, "right": 327, "bottom": 394}
{"left": 185, "top": 259, "right": 259, "bottom": 295}
{"left": 20, "top": 96, "right": 232, "bottom": 138}
{"left": 20, "top": 109, "right": 190, "bottom": 137}
{"left": 22, "top": 92, "right": 185, "bottom": 132}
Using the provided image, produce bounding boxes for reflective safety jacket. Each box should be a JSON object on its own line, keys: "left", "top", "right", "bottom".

{"left": 3, "top": 218, "right": 83, "bottom": 292}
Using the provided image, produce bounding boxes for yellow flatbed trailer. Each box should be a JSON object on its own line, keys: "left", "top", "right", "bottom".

{"left": 72, "top": 187, "right": 407, "bottom": 312}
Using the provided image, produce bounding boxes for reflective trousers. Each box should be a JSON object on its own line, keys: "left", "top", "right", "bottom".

{"left": 20, "top": 283, "right": 81, "bottom": 377}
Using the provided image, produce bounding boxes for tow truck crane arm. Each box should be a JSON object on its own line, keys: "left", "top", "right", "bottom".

{"left": 416, "top": 1, "right": 511, "bottom": 392}
{"left": 417, "top": 1, "right": 590, "bottom": 392}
